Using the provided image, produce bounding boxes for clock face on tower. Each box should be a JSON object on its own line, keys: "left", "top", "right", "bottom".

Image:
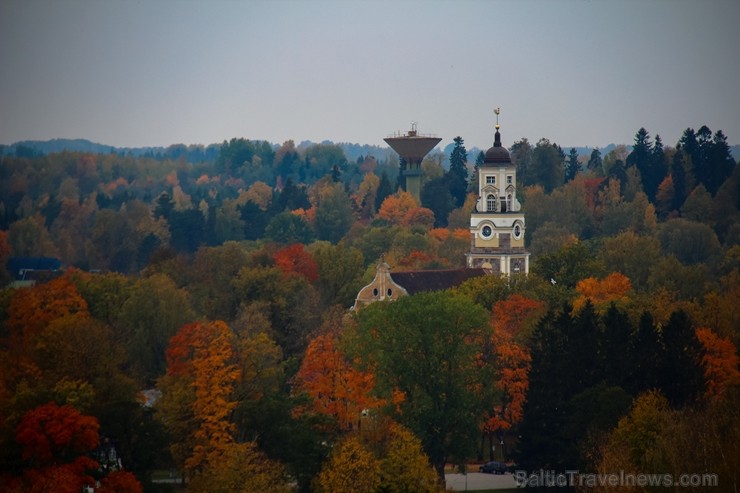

{"left": 482, "top": 225, "right": 492, "bottom": 238}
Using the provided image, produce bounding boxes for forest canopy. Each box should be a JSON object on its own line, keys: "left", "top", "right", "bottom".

{"left": 1, "top": 125, "right": 738, "bottom": 492}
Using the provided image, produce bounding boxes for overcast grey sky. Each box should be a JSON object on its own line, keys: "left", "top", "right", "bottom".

{"left": 1, "top": 0, "right": 739, "bottom": 151}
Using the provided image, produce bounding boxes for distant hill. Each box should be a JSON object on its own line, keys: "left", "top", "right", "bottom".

{"left": 2, "top": 138, "right": 738, "bottom": 163}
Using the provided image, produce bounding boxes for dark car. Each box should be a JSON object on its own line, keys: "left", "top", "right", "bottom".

{"left": 479, "top": 461, "right": 507, "bottom": 474}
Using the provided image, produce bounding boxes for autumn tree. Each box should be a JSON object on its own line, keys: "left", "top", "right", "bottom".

{"left": 295, "top": 333, "right": 382, "bottom": 431}
{"left": 10, "top": 402, "right": 103, "bottom": 493}
{"left": 157, "top": 321, "right": 240, "bottom": 476}
{"left": 187, "top": 441, "right": 291, "bottom": 493}
{"left": 316, "top": 434, "right": 381, "bottom": 493}
{"left": 695, "top": 327, "right": 740, "bottom": 400}
{"left": 317, "top": 419, "right": 441, "bottom": 493}
{"left": 573, "top": 272, "right": 632, "bottom": 312}
{"left": 377, "top": 191, "right": 418, "bottom": 225}
{"left": 6, "top": 275, "right": 89, "bottom": 344}
{"left": 272, "top": 243, "right": 319, "bottom": 283}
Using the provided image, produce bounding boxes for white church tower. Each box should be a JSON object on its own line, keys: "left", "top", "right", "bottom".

{"left": 466, "top": 109, "right": 530, "bottom": 275}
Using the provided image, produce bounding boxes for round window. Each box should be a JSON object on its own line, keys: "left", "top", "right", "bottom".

{"left": 482, "top": 225, "right": 492, "bottom": 238}
{"left": 387, "top": 288, "right": 393, "bottom": 297}
{"left": 372, "top": 288, "right": 379, "bottom": 297}
{"left": 514, "top": 224, "right": 522, "bottom": 239}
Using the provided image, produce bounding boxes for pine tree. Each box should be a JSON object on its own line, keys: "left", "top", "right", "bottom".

{"left": 565, "top": 148, "right": 579, "bottom": 182}
{"left": 447, "top": 136, "right": 469, "bottom": 207}
{"left": 671, "top": 150, "right": 688, "bottom": 211}
{"left": 587, "top": 148, "right": 603, "bottom": 174}
{"left": 375, "top": 171, "right": 393, "bottom": 212}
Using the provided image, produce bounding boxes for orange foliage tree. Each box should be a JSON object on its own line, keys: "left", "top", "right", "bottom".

{"left": 295, "top": 333, "right": 382, "bottom": 431}
{"left": 402, "top": 207, "right": 435, "bottom": 228}
{"left": 484, "top": 295, "right": 540, "bottom": 459}
{"left": 273, "top": 243, "right": 319, "bottom": 282}
{"left": 159, "top": 321, "right": 241, "bottom": 474}
{"left": 492, "top": 294, "right": 545, "bottom": 339}
{"left": 696, "top": 327, "right": 740, "bottom": 399}
{"left": 377, "top": 191, "right": 418, "bottom": 225}
{"left": 573, "top": 272, "right": 632, "bottom": 312}
{"left": 6, "top": 275, "right": 89, "bottom": 343}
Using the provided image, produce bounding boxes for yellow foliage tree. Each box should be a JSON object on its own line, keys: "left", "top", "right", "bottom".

{"left": 186, "top": 442, "right": 291, "bottom": 493}
{"left": 317, "top": 435, "right": 381, "bottom": 493}
{"left": 379, "top": 424, "right": 442, "bottom": 493}
{"left": 573, "top": 272, "right": 632, "bottom": 312}
{"left": 186, "top": 321, "right": 241, "bottom": 472}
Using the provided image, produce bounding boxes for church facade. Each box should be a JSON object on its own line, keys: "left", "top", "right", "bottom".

{"left": 466, "top": 118, "right": 530, "bottom": 275}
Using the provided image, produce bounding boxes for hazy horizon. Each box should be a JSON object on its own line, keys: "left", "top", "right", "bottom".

{"left": 2, "top": 0, "right": 739, "bottom": 151}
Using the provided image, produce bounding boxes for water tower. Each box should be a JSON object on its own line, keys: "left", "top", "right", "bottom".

{"left": 384, "top": 123, "right": 441, "bottom": 202}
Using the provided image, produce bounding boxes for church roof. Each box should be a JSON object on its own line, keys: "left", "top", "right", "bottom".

{"left": 482, "top": 129, "right": 512, "bottom": 166}
{"left": 390, "top": 268, "right": 488, "bottom": 295}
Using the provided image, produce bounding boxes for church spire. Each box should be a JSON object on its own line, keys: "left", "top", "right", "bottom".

{"left": 493, "top": 107, "right": 502, "bottom": 147}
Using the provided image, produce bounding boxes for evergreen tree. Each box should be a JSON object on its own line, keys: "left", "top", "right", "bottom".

{"left": 679, "top": 126, "right": 735, "bottom": 195}
{"left": 565, "top": 148, "right": 579, "bottom": 182}
{"left": 154, "top": 192, "right": 174, "bottom": 220}
{"left": 659, "top": 310, "right": 704, "bottom": 407}
{"left": 671, "top": 149, "right": 688, "bottom": 211}
{"left": 475, "top": 149, "right": 485, "bottom": 167}
{"left": 627, "top": 311, "right": 663, "bottom": 395}
{"left": 650, "top": 134, "right": 668, "bottom": 198}
{"left": 511, "top": 138, "right": 533, "bottom": 185}
{"left": 469, "top": 150, "right": 485, "bottom": 192}
{"left": 331, "top": 164, "right": 342, "bottom": 183}
{"left": 518, "top": 307, "right": 574, "bottom": 469}
{"left": 587, "top": 148, "right": 603, "bottom": 174}
{"left": 421, "top": 177, "right": 455, "bottom": 227}
{"left": 168, "top": 209, "right": 205, "bottom": 253}
{"left": 707, "top": 129, "right": 735, "bottom": 194}
{"left": 276, "top": 178, "right": 311, "bottom": 211}
{"left": 531, "top": 138, "right": 564, "bottom": 192}
{"left": 600, "top": 304, "right": 633, "bottom": 389}
{"left": 396, "top": 158, "right": 407, "bottom": 192}
{"left": 374, "top": 172, "right": 393, "bottom": 212}
{"left": 239, "top": 201, "right": 271, "bottom": 241}
{"left": 447, "top": 136, "right": 469, "bottom": 207}
{"left": 627, "top": 128, "right": 663, "bottom": 202}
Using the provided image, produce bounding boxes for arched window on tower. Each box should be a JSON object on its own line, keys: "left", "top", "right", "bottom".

{"left": 507, "top": 194, "right": 513, "bottom": 212}
{"left": 487, "top": 194, "right": 496, "bottom": 212}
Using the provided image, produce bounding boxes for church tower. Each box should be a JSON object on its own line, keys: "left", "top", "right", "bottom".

{"left": 466, "top": 110, "right": 530, "bottom": 274}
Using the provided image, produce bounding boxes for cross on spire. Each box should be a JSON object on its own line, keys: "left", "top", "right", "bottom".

{"left": 494, "top": 107, "right": 501, "bottom": 130}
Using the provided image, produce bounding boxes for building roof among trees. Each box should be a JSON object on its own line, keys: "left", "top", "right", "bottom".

{"left": 390, "top": 268, "right": 488, "bottom": 295}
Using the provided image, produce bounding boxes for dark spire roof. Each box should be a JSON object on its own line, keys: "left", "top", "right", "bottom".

{"left": 483, "top": 127, "right": 511, "bottom": 166}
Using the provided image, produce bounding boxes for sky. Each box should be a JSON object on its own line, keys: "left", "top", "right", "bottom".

{"left": 1, "top": 0, "right": 739, "bottom": 152}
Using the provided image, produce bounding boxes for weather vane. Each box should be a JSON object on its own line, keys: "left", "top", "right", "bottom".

{"left": 494, "top": 107, "right": 501, "bottom": 129}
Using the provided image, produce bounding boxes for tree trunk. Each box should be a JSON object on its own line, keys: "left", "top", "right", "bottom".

{"left": 434, "top": 460, "right": 446, "bottom": 489}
